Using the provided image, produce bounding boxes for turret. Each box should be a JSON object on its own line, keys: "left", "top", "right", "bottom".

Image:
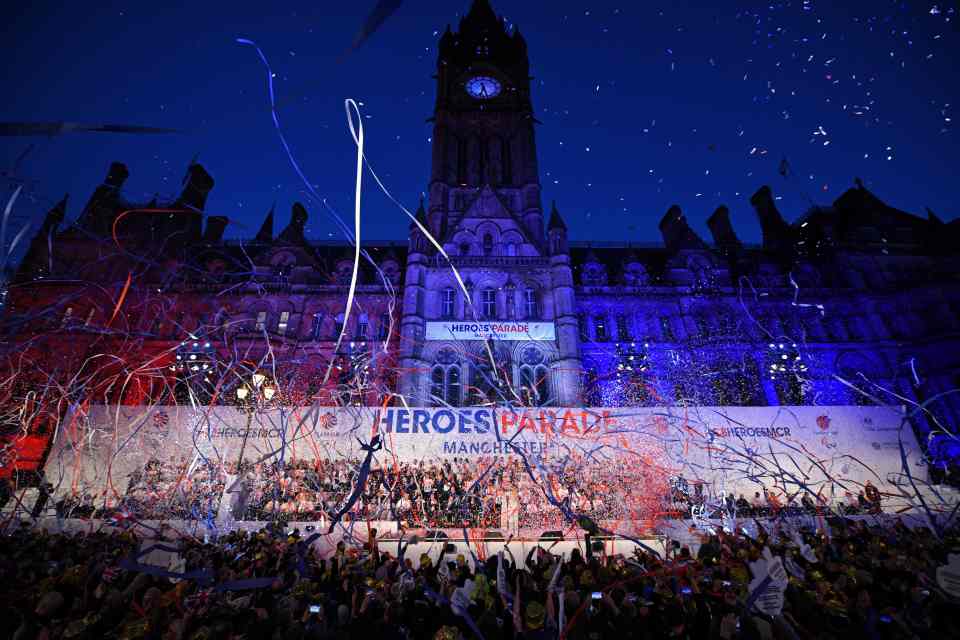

{"left": 410, "top": 198, "right": 429, "bottom": 254}
{"left": 547, "top": 200, "right": 568, "bottom": 255}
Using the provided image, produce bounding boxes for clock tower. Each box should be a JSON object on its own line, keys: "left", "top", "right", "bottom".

{"left": 399, "top": 0, "right": 582, "bottom": 407}
{"left": 427, "top": 0, "right": 544, "bottom": 247}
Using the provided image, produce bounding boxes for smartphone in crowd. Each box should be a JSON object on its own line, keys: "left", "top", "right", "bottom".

{"left": 681, "top": 587, "right": 693, "bottom": 595}
{"left": 591, "top": 592, "right": 602, "bottom": 600}
{"left": 309, "top": 605, "right": 322, "bottom": 614}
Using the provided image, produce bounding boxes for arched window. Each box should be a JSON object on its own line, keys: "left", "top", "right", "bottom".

{"left": 483, "top": 233, "right": 494, "bottom": 256}
{"left": 430, "top": 364, "right": 462, "bottom": 407}
{"left": 311, "top": 313, "right": 324, "bottom": 340}
{"left": 356, "top": 313, "right": 369, "bottom": 339}
{"left": 378, "top": 313, "right": 391, "bottom": 341}
{"left": 594, "top": 316, "right": 608, "bottom": 341}
{"left": 519, "top": 364, "right": 550, "bottom": 406}
{"left": 524, "top": 288, "right": 538, "bottom": 319}
{"left": 277, "top": 311, "right": 290, "bottom": 336}
{"left": 470, "top": 363, "right": 499, "bottom": 405}
{"left": 334, "top": 313, "right": 345, "bottom": 338}
{"left": 441, "top": 288, "right": 455, "bottom": 319}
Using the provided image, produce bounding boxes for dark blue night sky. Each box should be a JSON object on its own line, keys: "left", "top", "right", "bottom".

{"left": 2, "top": 1, "right": 956, "bottom": 245}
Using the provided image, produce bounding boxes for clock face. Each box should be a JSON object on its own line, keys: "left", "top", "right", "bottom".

{"left": 465, "top": 76, "right": 501, "bottom": 99}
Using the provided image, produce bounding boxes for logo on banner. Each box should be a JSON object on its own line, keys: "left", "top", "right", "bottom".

{"left": 318, "top": 413, "right": 338, "bottom": 430}
{"left": 817, "top": 415, "right": 830, "bottom": 431}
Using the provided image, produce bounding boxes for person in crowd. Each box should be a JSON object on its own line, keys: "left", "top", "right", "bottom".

{"left": 4, "top": 514, "right": 958, "bottom": 640}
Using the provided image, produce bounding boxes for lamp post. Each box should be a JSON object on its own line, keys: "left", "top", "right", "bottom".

{"left": 234, "top": 373, "right": 276, "bottom": 471}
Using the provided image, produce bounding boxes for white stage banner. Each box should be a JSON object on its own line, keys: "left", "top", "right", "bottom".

{"left": 425, "top": 321, "right": 555, "bottom": 341}
{"left": 44, "top": 405, "right": 923, "bottom": 504}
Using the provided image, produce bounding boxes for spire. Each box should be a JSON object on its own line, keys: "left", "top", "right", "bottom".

{"left": 548, "top": 200, "right": 567, "bottom": 230}
{"left": 466, "top": 0, "right": 497, "bottom": 22}
{"left": 255, "top": 203, "right": 274, "bottom": 242}
{"left": 513, "top": 25, "right": 527, "bottom": 50}
{"left": 461, "top": 0, "right": 505, "bottom": 35}
{"left": 439, "top": 23, "right": 454, "bottom": 52}
{"left": 46, "top": 194, "right": 68, "bottom": 226}
{"left": 411, "top": 196, "right": 427, "bottom": 229}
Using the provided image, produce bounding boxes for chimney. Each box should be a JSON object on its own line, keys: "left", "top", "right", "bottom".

{"left": 105, "top": 162, "right": 130, "bottom": 188}
{"left": 659, "top": 205, "right": 708, "bottom": 252}
{"left": 77, "top": 162, "right": 129, "bottom": 233}
{"left": 750, "top": 186, "right": 790, "bottom": 251}
{"left": 203, "top": 216, "right": 229, "bottom": 243}
{"left": 175, "top": 163, "right": 215, "bottom": 212}
{"left": 707, "top": 205, "right": 741, "bottom": 250}
{"left": 278, "top": 202, "right": 308, "bottom": 244}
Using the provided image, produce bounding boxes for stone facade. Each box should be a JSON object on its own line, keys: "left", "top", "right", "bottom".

{"left": 4, "top": 0, "right": 960, "bottom": 471}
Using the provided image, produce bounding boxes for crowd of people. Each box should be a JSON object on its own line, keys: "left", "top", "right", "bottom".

{"left": 96, "top": 455, "right": 670, "bottom": 530}
{"left": 3, "top": 510, "right": 958, "bottom": 639}
{"left": 35, "top": 454, "right": 888, "bottom": 536}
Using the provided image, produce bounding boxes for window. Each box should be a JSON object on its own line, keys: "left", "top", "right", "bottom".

{"left": 431, "top": 364, "right": 462, "bottom": 407}
{"left": 441, "top": 288, "right": 455, "bottom": 319}
{"left": 255, "top": 311, "right": 267, "bottom": 332}
{"left": 594, "top": 316, "right": 608, "bottom": 341}
{"left": 579, "top": 314, "right": 589, "bottom": 341}
{"left": 694, "top": 315, "right": 710, "bottom": 339}
{"left": 460, "top": 242, "right": 470, "bottom": 256}
{"left": 481, "top": 289, "right": 496, "bottom": 319}
{"left": 378, "top": 313, "right": 390, "bottom": 340}
{"left": 519, "top": 365, "right": 550, "bottom": 406}
{"left": 616, "top": 315, "right": 630, "bottom": 341}
{"left": 311, "top": 313, "right": 324, "bottom": 340}
{"left": 660, "top": 317, "right": 675, "bottom": 341}
{"left": 334, "top": 313, "right": 345, "bottom": 338}
{"left": 524, "top": 288, "right": 538, "bottom": 319}
{"left": 277, "top": 311, "right": 290, "bottom": 336}
{"left": 357, "top": 314, "right": 368, "bottom": 339}
{"left": 471, "top": 363, "right": 500, "bottom": 404}
{"left": 483, "top": 233, "right": 494, "bottom": 256}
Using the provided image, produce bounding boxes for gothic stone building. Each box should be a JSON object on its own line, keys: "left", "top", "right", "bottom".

{"left": 5, "top": 0, "right": 960, "bottom": 475}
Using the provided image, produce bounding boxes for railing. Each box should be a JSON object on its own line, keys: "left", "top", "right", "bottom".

{"left": 434, "top": 255, "right": 550, "bottom": 268}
